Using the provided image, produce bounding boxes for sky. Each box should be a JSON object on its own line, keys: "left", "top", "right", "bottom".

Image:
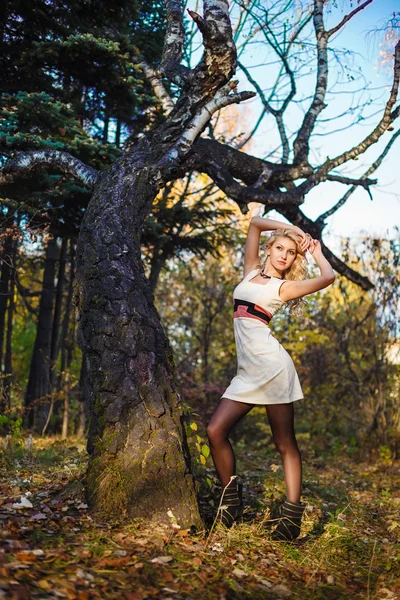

{"left": 186, "top": 0, "right": 400, "bottom": 250}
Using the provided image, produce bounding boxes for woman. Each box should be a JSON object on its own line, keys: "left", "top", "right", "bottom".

{"left": 207, "top": 216, "right": 335, "bottom": 540}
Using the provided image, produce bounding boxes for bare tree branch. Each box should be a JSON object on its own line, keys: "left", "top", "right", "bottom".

{"left": 293, "top": 0, "right": 328, "bottom": 165}
{"left": 326, "top": 0, "right": 374, "bottom": 39}
{"left": 0, "top": 150, "right": 99, "bottom": 188}
{"left": 238, "top": 60, "right": 291, "bottom": 161}
{"left": 297, "top": 41, "right": 400, "bottom": 196}
{"left": 198, "top": 154, "right": 304, "bottom": 213}
{"left": 326, "top": 175, "right": 377, "bottom": 188}
{"left": 320, "top": 242, "right": 374, "bottom": 290}
{"left": 318, "top": 128, "right": 400, "bottom": 222}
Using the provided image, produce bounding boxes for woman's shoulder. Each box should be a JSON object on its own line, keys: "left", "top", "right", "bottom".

{"left": 242, "top": 264, "right": 261, "bottom": 279}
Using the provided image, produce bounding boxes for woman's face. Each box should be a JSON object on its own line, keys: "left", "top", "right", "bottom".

{"left": 268, "top": 236, "right": 297, "bottom": 272}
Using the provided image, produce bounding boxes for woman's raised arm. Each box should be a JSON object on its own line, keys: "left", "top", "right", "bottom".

{"left": 243, "top": 217, "right": 310, "bottom": 276}
{"left": 279, "top": 240, "right": 335, "bottom": 302}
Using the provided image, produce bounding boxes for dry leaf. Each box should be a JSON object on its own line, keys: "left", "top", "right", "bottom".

{"left": 150, "top": 556, "right": 174, "bottom": 564}
{"left": 232, "top": 568, "right": 248, "bottom": 579}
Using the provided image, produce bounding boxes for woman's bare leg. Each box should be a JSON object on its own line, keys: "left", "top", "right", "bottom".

{"left": 207, "top": 398, "right": 254, "bottom": 486}
{"left": 266, "top": 402, "right": 302, "bottom": 504}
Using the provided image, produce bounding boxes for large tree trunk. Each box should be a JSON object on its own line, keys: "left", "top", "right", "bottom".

{"left": 74, "top": 0, "right": 241, "bottom": 527}
{"left": 76, "top": 151, "right": 201, "bottom": 527}
{"left": 24, "top": 237, "right": 58, "bottom": 431}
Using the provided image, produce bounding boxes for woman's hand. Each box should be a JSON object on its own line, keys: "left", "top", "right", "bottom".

{"left": 292, "top": 226, "right": 312, "bottom": 252}
{"left": 309, "top": 239, "right": 323, "bottom": 259}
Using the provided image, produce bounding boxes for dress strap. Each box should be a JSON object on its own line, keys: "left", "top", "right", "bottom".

{"left": 242, "top": 267, "right": 261, "bottom": 282}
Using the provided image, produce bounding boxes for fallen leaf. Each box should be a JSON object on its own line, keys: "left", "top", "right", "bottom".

{"left": 232, "top": 568, "right": 248, "bottom": 579}
{"left": 13, "top": 497, "right": 33, "bottom": 509}
{"left": 271, "top": 584, "right": 292, "bottom": 597}
{"left": 150, "top": 556, "right": 174, "bottom": 564}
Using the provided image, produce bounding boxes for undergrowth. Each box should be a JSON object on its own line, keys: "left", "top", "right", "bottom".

{"left": 0, "top": 434, "right": 399, "bottom": 599}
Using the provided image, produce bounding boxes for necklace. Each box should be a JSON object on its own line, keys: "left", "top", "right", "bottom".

{"left": 260, "top": 266, "right": 283, "bottom": 280}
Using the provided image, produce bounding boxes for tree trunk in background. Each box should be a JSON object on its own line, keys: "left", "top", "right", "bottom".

{"left": 61, "top": 340, "right": 74, "bottom": 440}
{"left": 24, "top": 237, "right": 58, "bottom": 431}
{"left": 102, "top": 114, "right": 109, "bottom": 144}
{"left": 0, "top": 219, "right": 14, "bottom": 414}
{"left": 115, "top": 118, "right": 121, "bottom": 148}
{"left": 52, "top": 241, "right": 76, "bottom": 433}
{"left": 76, "top": 358, "right": 88, "bottom": 439}
{"left": 3, "top": 237, "right": 17, "bottom": 411}
{"left": 50, "top": 237, "right": 68, "bottom": 389}
{"left": 42, "top": 237, "right": 68, "bottom": 434}
{"left": 0, "top": 232, "right": 12, "bottom": 362}
{"left": 75, "top": 149, "right": 201, "bottom": 527}
{"left": 148, "top": 253, "right": 166, "bottom": 295}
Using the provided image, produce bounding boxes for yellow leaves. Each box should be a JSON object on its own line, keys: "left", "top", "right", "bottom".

{"left": 388, "top": 521, "right": 399, "bottom": 531}
{"left": 37, "top": 579, "right": 52, "bottom": 590}
{"left": 201, "top": 444, "right": 210, "bottom": 458}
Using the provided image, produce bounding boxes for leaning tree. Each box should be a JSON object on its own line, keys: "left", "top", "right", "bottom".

{"left": 1, "top": 0, "right": 399, "bottom": 526}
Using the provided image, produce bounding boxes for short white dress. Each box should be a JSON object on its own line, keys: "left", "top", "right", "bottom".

{"left": 221, "top": 268, "right": 304, "bottom": 405}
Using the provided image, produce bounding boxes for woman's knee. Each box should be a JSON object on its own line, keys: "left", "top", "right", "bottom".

{"left": 273, "top": 435, "right": 298, "bottom": 456}
{"left": 207, "top": 421, "right": 227, "bottom": 445}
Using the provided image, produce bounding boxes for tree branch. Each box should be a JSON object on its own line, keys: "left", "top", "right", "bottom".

{"left": 192, "top": 0, "right": 237, "bottom": 89}
{"left": 293, "top": 0, "right": 328, "bottom": 165}
{"left": 320, "top": 242, "right": 374, "bottom": 290}
{"left": 297, "top": 41, "right": 400, "bottom": 196}
{"left": 326, "top": 0, "right": 374, "bottom": 38}
{"left": 135, "top": 59, "right": 174, "bottom": 113}
{"left": 193, "top": 138, "right": 314, "bottom": 185}
{"left": 198, "top": 154, "right": 304, "bottom": 214}
{"left": 318, "top": 128, "right": 400, "bottom": 222}
{"left": 326, "top": 175, "right": 377, "bottom": 188}
{"left": 272, "top": 206, "right": 374, "bottom": 290}
{"left": 0, "top": 150, "right": 99, "bottom": 188}
{"left": 159, "top": 88, "right": 256, "bottom": 167}
{"left": 0, "top": 196, "right": 41, "bottom": 216}
{"left": 238, "top": 60, "right": 291, "bottom": 161}
{"left": 161, "top": 0, "right": 194, "bottom": 86}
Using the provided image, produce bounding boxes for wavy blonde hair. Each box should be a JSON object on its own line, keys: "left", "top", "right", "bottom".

{"left": 263, "top": 228, "right": 308, "bottom": 314}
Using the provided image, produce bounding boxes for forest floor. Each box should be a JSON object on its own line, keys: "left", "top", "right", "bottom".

{"left": 0, "top": 433, "right": 399, "bottom": 600}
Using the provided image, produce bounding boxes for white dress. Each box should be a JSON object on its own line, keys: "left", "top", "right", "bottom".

{"left": 222, "top": 268, "right": 304, "bottom": 405}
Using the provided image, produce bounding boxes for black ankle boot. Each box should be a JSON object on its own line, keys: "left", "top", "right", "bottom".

{"left": 271, "top": 500, "right": 305, "bottom": 541}
{"left": 216, "top": 476, "right": 243, "bottom": 528}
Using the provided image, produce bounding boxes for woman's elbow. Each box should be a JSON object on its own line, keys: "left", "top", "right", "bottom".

{"left": 325, "top": 272, "right": 335, "bottom": 286}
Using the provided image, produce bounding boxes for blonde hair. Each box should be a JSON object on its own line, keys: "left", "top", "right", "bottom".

{"left": 263, "top": 228, "right": 308, "bottom": 314}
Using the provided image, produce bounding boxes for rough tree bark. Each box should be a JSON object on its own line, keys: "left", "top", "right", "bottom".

{"left": 73, "top": 0, "right": 252, "bottom": 526}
